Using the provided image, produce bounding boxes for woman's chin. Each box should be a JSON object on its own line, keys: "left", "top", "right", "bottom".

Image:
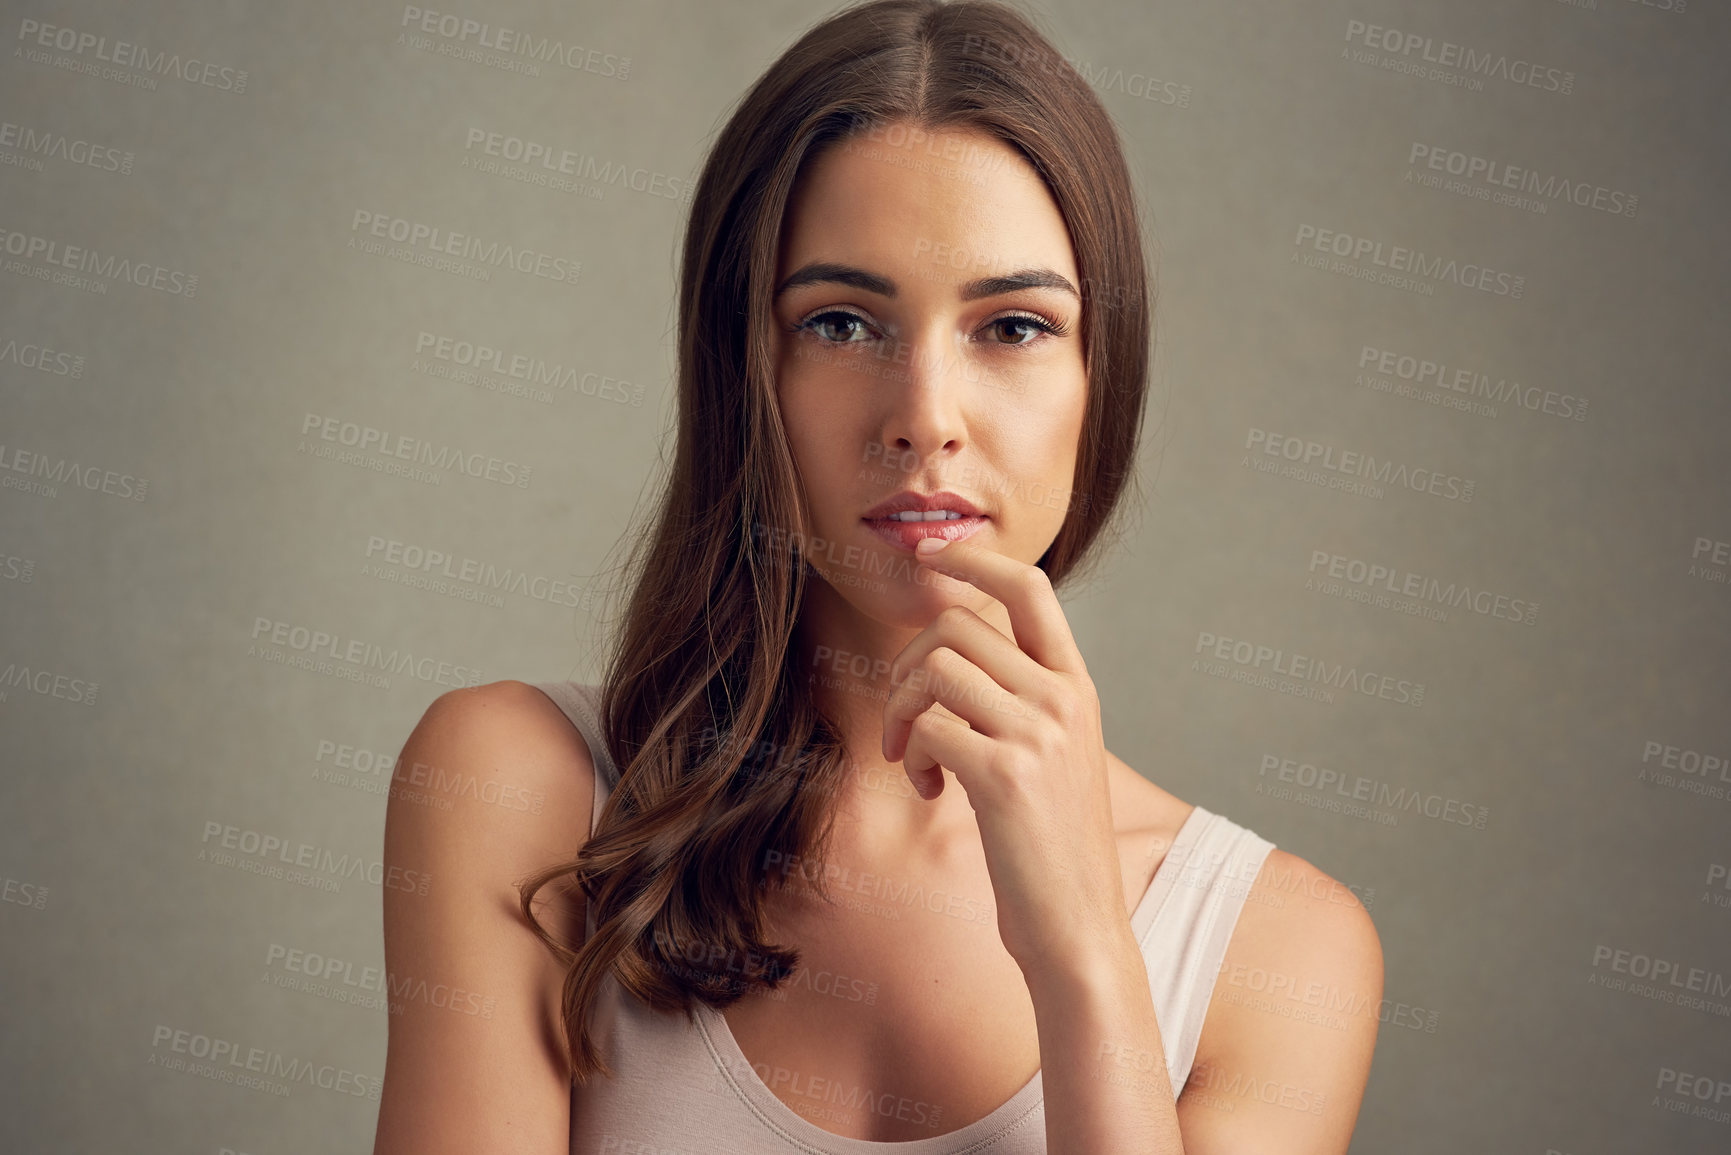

{"left": 812, "top": 569, "right": 988, "bottom": 627}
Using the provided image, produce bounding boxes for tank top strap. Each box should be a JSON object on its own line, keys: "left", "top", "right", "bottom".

{"left": 530, "top": 681, "right": 624, "bottom": 948}
{"left": 1129, "top": 803, "right": 1277, "bottom": 1093}
{"left": 530, "top": 680, "right": 619, "bottom": 838}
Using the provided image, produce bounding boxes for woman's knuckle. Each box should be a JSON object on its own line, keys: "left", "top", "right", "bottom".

{"left": 937, "top": 604, "right": 973, "bottom": 632}
{"left": 1018, "top": 566, "right": 1054, "bottom": 598}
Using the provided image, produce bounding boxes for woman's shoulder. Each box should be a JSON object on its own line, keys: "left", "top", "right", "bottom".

{"left": 1111, "top": 753, "right": 1386, "bottom": 1126}
{"left": 1184, "top": 811, "right": 1385, "bottom": 1101}
{"left": 1102, "top": 749, "right": 1381, "bottom": 1006}
{"left": 392, "top": 679, "right": 600, "bottom": 855}
{"left": 1225, "top": 844, "right": 1382, "bottom": 977}
{"left": 1098, "top": 759, "right": 1384, "bottom": 1134}
{"left": 374, "top": 680, "right": 600, "bottom": 1150}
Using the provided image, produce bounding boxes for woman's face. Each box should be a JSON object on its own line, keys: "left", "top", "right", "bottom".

{"left": 770, "top": 123, "right": 1088, "bottom": 630}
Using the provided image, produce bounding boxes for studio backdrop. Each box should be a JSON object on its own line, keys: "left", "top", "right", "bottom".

{"left": 1, "top": 1, "right": 1726, "bottom": 1152}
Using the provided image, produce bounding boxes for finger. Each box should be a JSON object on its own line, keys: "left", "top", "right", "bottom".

{"left": 900, "top": 703, "right": 993, "bottom": 801}
{"left": 912, "top": 537, "right": 1085, "bottom": 675}
{"left": 889, "top": 604, "right": 1046, "bottom": 702}
{"left": 882, "top": 646, "right": 1027, "bottom": 765}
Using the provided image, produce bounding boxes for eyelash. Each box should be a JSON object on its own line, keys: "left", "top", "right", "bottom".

{"left": 790, "top": 307, "right": 1071, "bottom": 347}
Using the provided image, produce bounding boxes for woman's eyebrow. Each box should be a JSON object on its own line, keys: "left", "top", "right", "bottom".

{"left": 959, "top": 268, "right": 1080, "bottom": 302}
{"left": 773, "top": 261, "right": 1079, "bottom": 302}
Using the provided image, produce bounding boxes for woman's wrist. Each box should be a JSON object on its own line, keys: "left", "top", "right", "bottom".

{"left": 1020, "top": 920, "right": 1148, "bottom": 1012}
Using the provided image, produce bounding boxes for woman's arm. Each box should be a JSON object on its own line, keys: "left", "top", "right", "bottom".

{"left": 1175, "top": 851, "right": 1384, "bottom": 1154}
{"left": 1024, "top": 923, "right": 1189, "bottom": 1154}
{"left": 372, "top": 680, "right": 597, "bottom": 1155}
{"left": 879, "top": 539, "right": 1383, "bottom": 1151}
{"left": 1031, "top": 851, "right": 1382, "bottom": 1155}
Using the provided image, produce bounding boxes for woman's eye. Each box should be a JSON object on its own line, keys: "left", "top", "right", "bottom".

{"left": 795, "top": 310, "right": 1058, "bottom": 346}
{"left": 988, "top": 315, "right": 1050, "bottom": 345}
{"left": 802, "top": 311, "right": 875, "bottom": 343}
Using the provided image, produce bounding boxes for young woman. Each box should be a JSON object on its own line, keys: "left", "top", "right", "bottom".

{"left": 373, "top": 2, "right": 1382, "bottom": 1152}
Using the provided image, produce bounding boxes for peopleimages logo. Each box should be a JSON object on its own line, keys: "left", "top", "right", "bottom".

{"left": 1407, "top": 143, "right": 1637, "bottom": 219}
{"left": 148, "top": 1025, "right": 379, "bottom": 1100}
{"left": 1356, "top": 344, "right": 1588, "bottom": 423}
{"left": 1690, "top": 536, "right": 1730, "bottom": 589}
{"left": 1589, "top": 944, "right": 1731, "bottom": 1017}
{"left": 1293, "top": 224, "right": 1524, "bottom": 298}
{"left": 0, "top": 225, "right": 197, "bottom": 296}
{"left": 1306, "top": 549, "right": 1539, "bottom": 627}
{"left": 0, "top": 118, "right": 134, "bottom": 175}
{"left": 1192, "top": 629, "right": 1426, "bottom": 707}
{"left": 1653, "top": 1066, "right": 1730, "bottom": 1126}
{"left": 398, "top": 5, "right": 631, "bottom": 79}
{"left": 1257, "top": 753, "right": 1490, "bottom": 830}
{"left": 263, "top": 941, "right": 499, "bottom": 1018}
{"left": 957, "top": 33, "right": 1193, "bottom": 109}
{"left": 1636, "top": 738, "right": 1731, "bottom": 802}
{"left": 15, "top": 19, "right": 250, "bottom": 92}
{"left": 412, "top": 330, "right": 642, "bottom": 406}
{"left": 200, "top": 820, "right": 433, "bottom": 895}
{"left": 247, "top": 616, "right": 485, "bottom": 689}
{"left": 299, "top": 412, "right": 533, "bottom": 489}
{"left": 0, "top": 441, "right": 148, "bottom": 501}
{"left": 362, "top": 535, "right": 594, "bottom": 610}
{"left": 461, "top": 128, "right": 692, "bottom": 204}
{"left": 349, "top": 210, "right": 581, "bottom": 285}
{"left": 1244, "top": 427, "right": 1475, "bottom": 504}
{"left": 0, "top": 333, "right": 86, "bottom": 377}
{"left": 1341, "top": 19, "right": 1574, "bottom": 95}
{"left": 0, "top": 660, "right": 99, "bottom": 705}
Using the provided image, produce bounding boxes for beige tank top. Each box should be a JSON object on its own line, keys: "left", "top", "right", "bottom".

{"left": 533, "top": 681, "right": 1277, "bottom": 1155}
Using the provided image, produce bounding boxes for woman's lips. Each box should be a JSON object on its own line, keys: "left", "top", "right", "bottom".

{"left": 862, "top": 514, "right": 988, "bottom": 550}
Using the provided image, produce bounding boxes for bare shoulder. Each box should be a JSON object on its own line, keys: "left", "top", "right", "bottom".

{"left": 373, "top": 679, "right": 599, "bottom": 1155}
{"left": 1212, "top": 846, "right": 1384, "bottom": 1008}
{"left": 390, "top": 679, "right": 598, "bottom": 851}
{"left": 385, "top": 680, "right": 598, "bottom": 923}
{"left": 1178, "top": 843, "right": 1384, "bottom": 1154}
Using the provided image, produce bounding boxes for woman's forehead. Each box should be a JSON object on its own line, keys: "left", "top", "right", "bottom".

{"left": 777, "top": 125, "right": 1076, "bottom": 288}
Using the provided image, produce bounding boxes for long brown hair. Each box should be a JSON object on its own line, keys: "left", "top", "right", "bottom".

{"left": 519, "top": 0, "right": 1153, "bottom": 1082}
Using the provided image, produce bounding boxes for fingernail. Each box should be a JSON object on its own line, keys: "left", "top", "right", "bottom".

{"left": 916, "top": 537, "right": 949, "bottom": 555}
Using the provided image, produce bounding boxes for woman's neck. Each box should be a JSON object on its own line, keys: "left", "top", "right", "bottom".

{"left": 792, "top": 580, "right": 996, "bottom": 853}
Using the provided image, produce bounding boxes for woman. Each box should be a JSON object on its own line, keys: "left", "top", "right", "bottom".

{"left": 373, "top": 2, "right": 1382, "bottom": 1152}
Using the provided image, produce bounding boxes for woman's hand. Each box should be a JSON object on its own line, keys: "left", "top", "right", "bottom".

{"left": 880, "top": 535, "right": 1132, "bottom": 985}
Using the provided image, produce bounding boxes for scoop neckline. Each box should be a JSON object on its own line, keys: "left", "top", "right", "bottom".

{"left": 690, "top": 802, "right": 1212, "bottom": 1152}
